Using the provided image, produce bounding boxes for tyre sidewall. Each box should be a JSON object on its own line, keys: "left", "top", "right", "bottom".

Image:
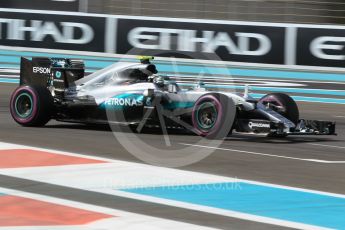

{"left": 192, "top": 94, "right": 235, "bottom": 139}
{"left": 10, "top": 86, "right": 40, "bottom": 125}
{"left": 259, "top": 93, "right": 299, "bottom": 125}
{"left": 10, "top": 85, "right": 53, "bottom": 126}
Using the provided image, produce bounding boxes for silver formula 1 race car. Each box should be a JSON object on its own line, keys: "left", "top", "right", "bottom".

{"left": 10, "top": 56, "right": 336, "bottom": 138}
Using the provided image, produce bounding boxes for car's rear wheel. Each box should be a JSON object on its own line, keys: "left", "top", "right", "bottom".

{"left": 192, "top": 94, "right": 235, "bottom": 139}
{"left": 259, "top": 93, "right": 299, "bottom": 125}
{"left": 10, "top": 85, "right": 54, "bottom": 127}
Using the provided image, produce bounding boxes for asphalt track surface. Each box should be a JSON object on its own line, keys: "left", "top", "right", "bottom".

{"left": 1, "top": 82, "right": 345, "bottom": 229}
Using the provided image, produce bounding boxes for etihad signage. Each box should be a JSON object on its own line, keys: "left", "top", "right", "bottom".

{"left": 116, "top": 19, "right": 285, "bottom": 64}
{"left": 310, "top": 36, "right": 345, "bottom": 61}
{"left": 0, "top": 19, "right": 94, "bottom": 44}
{"left": 2, "top": 9, "right": 345, "bottom": 69}
{"left": 296, "top": 27, "right": 345, "bottom": 68}
{"left": 128, "top": 27, "right": 272, "bottom": 56}
{"left": 0, "top": 12, "right": 105, "bottom": 52}
{"left": 116, "top": 18, "right": 345, "bottom": 68}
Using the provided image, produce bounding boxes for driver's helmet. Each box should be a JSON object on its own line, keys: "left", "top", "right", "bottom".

{"left": 130, "top": 64, "right": 158, "bottom": 82}
{"left": 153, "top": 75, "right": 165, "bottom": 87}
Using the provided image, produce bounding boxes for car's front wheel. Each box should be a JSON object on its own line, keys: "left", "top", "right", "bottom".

{"left": 259, "top": 93, "right": 299, "bottom": 125}
{"left": 192, "top": 94, "right": 235, "bottom": 139}
{"left": 10, "top": 85, "right": 54, "bottom": 127}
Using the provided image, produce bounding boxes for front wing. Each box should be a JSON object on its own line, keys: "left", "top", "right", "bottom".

{"left": 236, "top": 119, "right": 336, "bottom": 136}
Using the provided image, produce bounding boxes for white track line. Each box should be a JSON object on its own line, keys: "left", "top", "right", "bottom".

{"left": 0, "top": 187, "right": 216, "bottom": 230}
{"left": 104, "top": 190, "right": 329, "bottom": 230}
{"left": 308, "top": 143, "right": 345, "bottom": 150}
{"left": 180, "top": 143, "right": 345, "bottom": 164}
{"left": 2, "top": 141, "right": 345, "bottom": 197}
{"left": 0, "top": 142, "right": 236, "bottom": 188}
{"left": 0, "top": 141, "right": 343, "bottom": 230}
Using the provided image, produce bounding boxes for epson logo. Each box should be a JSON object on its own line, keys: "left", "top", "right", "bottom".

{"left": 0, "top": 18, "right": 94, "bottom": 44}
{"left": 105, "top": 98, "right": 143, "bottom": 107}
{"left": 248, "top": 122, "right": 270, "bottom": 129}
{"left": 33, "top": 67, "right": 50, "bottom": 74}
{"left": 128, "top": 27, "right": 272, "bottom": 56}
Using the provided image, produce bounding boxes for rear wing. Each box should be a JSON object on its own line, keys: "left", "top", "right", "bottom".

{"left": 20, "top": 57, "right": 85, "bottom": 89}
